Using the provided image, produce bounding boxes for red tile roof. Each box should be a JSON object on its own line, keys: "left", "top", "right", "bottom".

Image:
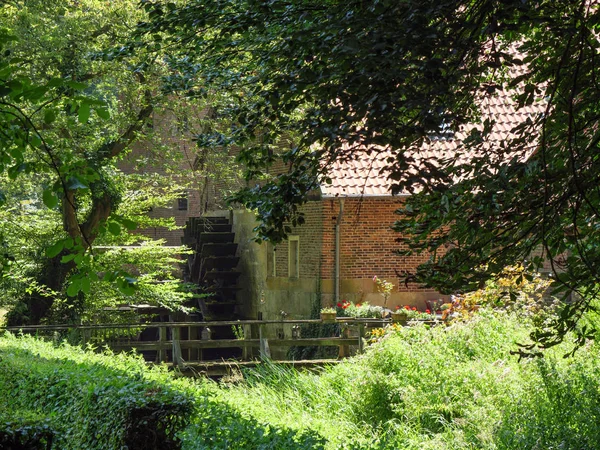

{"left": 320, "top": 85, "right": 545, "bottom": 198}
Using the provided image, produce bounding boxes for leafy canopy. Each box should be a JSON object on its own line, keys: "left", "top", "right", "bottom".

{"left": 140, "top": 0, "right": 600, "bottom": 353}
{"left": 0, "top": 0, "right": 207, "bottom": 324}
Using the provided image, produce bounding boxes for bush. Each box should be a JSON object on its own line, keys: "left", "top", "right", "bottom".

{"left": 182, "top": 395, "right": 326, "bottom": 450}
{"left": 0, "top": 411, "right": 55, "bottom": 450}
{"left": 0, "top": 333, "right": 194, "bottom": 449}
{"left": 213, "top": 310, "right": 600, "bottom": 449}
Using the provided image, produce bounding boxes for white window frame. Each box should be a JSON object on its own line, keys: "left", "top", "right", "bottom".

{"left": 288, "top": 236, "right": 300, "bottom": 278}
{"left": 267, "top": 243, "right": 277, "bottom": 277}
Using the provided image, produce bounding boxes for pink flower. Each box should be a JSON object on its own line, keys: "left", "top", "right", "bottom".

{"left": 373, "top": 275, "right": 378, "bottom": 281}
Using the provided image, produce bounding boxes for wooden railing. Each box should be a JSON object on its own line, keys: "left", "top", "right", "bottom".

{"left": 1, "top": 318, "right": 399, "bottom": 367}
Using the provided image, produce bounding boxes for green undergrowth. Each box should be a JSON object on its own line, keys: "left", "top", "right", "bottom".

{"left": 4, "top": 311, "right": 600, "bottom": 449}
{"left": 0, "top": 333, "right": 194, "bottom": 449}
{"left": 0, "top": 333, "right": 324, "bottom": 449}
{"left": 212, "top": 310, "right": 600, "bottom": 449}
{"left": 0, "top": 409, "right": 55, "bottom": 450}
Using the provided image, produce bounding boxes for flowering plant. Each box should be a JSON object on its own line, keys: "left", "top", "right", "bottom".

{"left": 337, "top": 300, "right": 384, "bottom": 318}
{"left": 373, "top": 275, "right": 394, "bottom": 309}
{"left": 395, "top": 305, "right": 436, "bottom": 320}
{"left": 320, "top": 306, "right": 336, "bottom": 314}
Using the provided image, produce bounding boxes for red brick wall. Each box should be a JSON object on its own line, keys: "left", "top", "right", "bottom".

{"left": 271, "top": 197, "right": 437, "bottom": 294}
{"left": 322, "top": 198, "right": 436, "bottom": 293}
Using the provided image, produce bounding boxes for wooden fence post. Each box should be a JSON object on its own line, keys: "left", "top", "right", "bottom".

{"left": 338, "top": 324, "right": 350, "bottom": 358}
{"left": 242, "top": 324, "right": 251, "bottom": 360}
{"left": 259, "top": 324, "right": 271, "bottom": 360}
{"left": 358, "top": 323, "right": 365, "bottom": 354}
{"left": 172, "top": 326, "right": 183, "bottom": 367}
{"left": 158, "top": 325, "right": 167, "bottom": 363}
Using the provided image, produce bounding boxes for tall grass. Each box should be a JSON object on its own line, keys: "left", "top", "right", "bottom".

{"left": 211, "top": 310, "right": 600, "bottom": 449}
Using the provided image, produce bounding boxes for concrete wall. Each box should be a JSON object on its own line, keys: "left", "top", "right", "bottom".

{"left": 228, "top": 209, "right": 318, "bottom": 322}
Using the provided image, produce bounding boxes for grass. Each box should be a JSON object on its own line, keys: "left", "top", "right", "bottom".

{"left": 4, "top": 310, "right": 600, "bottom": 448}
{"left": 204, "top": 310, "right": 600, "bottom": 449}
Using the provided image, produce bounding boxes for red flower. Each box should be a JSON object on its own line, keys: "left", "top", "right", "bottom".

{"left": 342, "top": 304, "right": 348, "bottom": 309}
{"left": 337, "top": 302, "right": 342, "bottom": 308}
{"left": 356, "top": 303, "right": 362, "bottom": 308}
{"left": 412, "top": 307, "right": 417, "bottom": 311}
{"left": 404, "top": 305, "right": 410, "bottom": 310}
{"left": 425, "top": 309, "right": 431, "bottom": 314}
{"left": 395, "top": 305, "right": 400, "bottom": 310}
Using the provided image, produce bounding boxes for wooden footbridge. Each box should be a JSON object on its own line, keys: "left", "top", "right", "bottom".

{"left": 2, "top": 317, "right": 395, "bottom": 377}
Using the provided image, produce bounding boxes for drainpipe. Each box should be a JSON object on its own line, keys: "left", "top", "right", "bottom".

{"left": 334, "top": 199, "right": 345, "bottom": 304}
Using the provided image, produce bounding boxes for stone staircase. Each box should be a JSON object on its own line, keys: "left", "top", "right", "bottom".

{"left": 182, "top": 216, "right": 242, "bottom": 359}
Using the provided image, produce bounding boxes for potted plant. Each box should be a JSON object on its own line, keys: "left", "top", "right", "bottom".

{"left": 391, "top": 306, "right": 408, "bottom": 324}
{"left": 320, "top": 307, "right": 337, "bottom": 322}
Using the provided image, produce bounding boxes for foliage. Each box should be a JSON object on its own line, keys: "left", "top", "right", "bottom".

{"left": 460, "top": 265, "right": 553, "bottom": 312}
{"left": 181, "top": 388, "right": 326, "bottom": 450}
{"left": 319, "top": 306, "right": 336, "bottom": 314}
{"left": 0, "top": 333, "right": 194, "bottom": 449}
{"left": 0, "top": 333, "right": 326, "bottom": 449}
{"left": 395, "top": 305, "right": 436, "bottom": 320}
{"left": 0, "top": 1, "right": 212, "bottom": 324}
{"left": 212, "top": 310, "right": 600, "bottom": 449}
{"left": 139, "top": 0, "right": 600, "bottom": 352}
{"left": 337, "top": 300, "right": 383, "bottom": 319}
{"left": 0, "top": 411, "right": 55, "bottom": 450}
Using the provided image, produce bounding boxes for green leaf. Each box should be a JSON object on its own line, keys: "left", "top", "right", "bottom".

{"left": 66, "top": 280, "right": 80, "bottom": 297}
{"left": 67, "top": 81, "right": 88, "bottom": 90}
{"left": 74, "top": 252, "right": 83, "bottom": 265}
{"left": 80, "top": 277, "right": 91, "bottom": 294}
{"left": 120, "top": 218, "right": 137, "bottom": 230}
{"left": 60, "top": 253, "right": 76, "bottom": 263}
{"left": 44, "top": 110, "right": 56, "bottom": 124}
{"left": 46, "top": 241, "right": 64, "bottom": 258}
{"left": 95, "top": 107, "right": 110, "bottom": 120}
{"left": 78, "top": 102, "right": 91, "bottom": 123}
{"left": 42, "top": 189, "right": 59, "bottom": 208}
{"left": 107, "top": 222, "right": 121, "bottom": 236}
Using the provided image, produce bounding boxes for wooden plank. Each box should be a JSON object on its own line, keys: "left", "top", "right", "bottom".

{"left": 108, "top": 337, "right": 357, "bottom": 352}
{"left": 358, "top": 323, "right": 365, "bottom": 354}
{"left": 268, "top": 338, "right": 357, "bottom": 347}
{"left": 259, "top": 324, "right": 271, "bottom": 359}
{"left": 2, "top": 318, "right": 391, "bottom": 332}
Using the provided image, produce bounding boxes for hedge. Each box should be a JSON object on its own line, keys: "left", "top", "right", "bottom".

{"left": 0, "top": 410, "right": 55, "bottom": 450}
{"left": 0, "top": 333, "right": 194, "bottom": 450}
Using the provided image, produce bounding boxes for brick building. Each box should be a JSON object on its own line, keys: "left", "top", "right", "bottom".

{"left": 124, "top": 71, "right": 546, "bottom": 322}
{"left": 226, "top": 80, "right": 546, "bottom": 321}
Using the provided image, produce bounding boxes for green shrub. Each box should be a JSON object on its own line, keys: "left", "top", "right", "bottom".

{"left": 0, "top": 333, "right": 194, "bottom": 449}
{"left": 0, "top": 410, "right": 55, "bottom": 450}
{"left": 213, "top": 310, "right": 600, "bottom": 449}
{"left": 182, "top": 395, "right": 326, "bottom": 450}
